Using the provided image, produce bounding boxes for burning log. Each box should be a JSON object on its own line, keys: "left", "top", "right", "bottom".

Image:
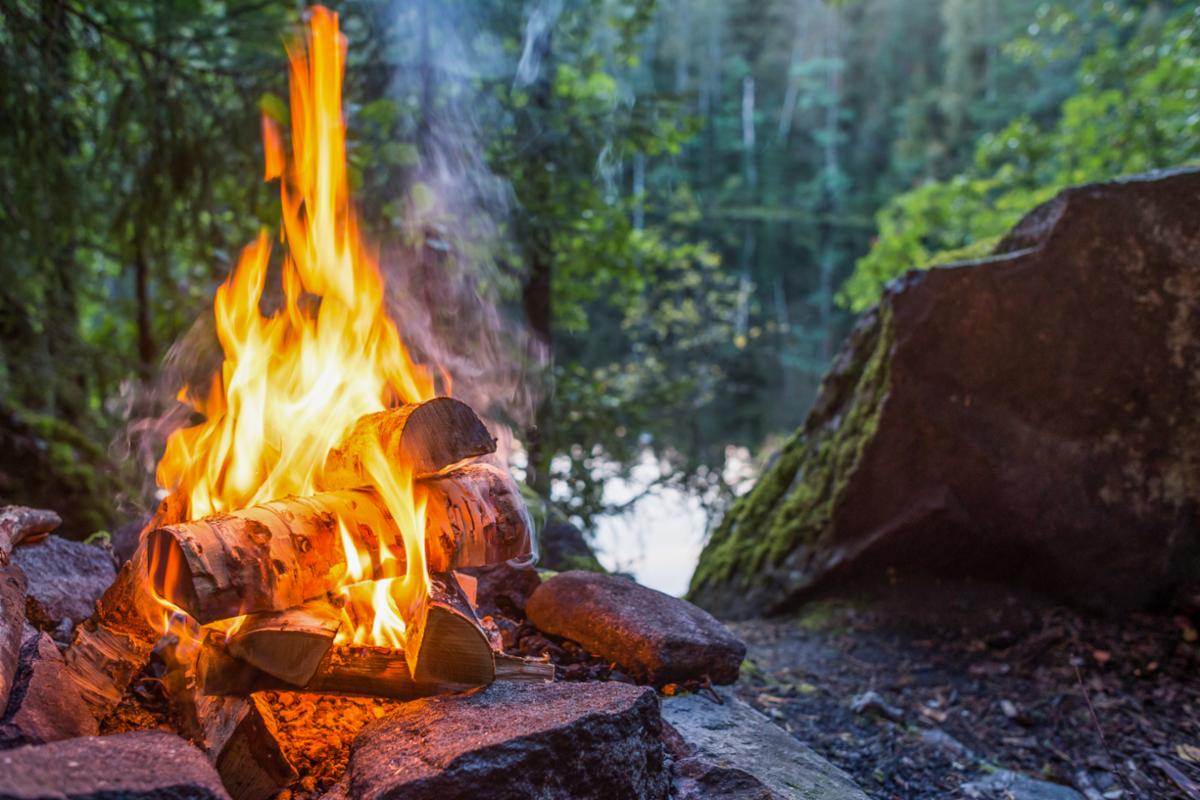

{"left": 422, "top": 463, "right": 535, "bottom": 572}
{"left": 318, "top": 397, "right": 497, "bottom": 488}
{"left": 149, "top": 469, "right": 532, "bottom": 624}
{"left": 63, "top": 548, "right": 160, "bottom": 719}
{"left": 199, "top": 633, "right": 553, "bottom": 701}
{"left": 198, "top": 575, "right": 501, "bottom": 698}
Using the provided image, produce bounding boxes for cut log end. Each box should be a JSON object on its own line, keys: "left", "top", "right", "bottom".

{"left": 320, "top": 397, "right": 497, "bottom": 491}
{"left": 405, "top": 574, "right": 495, "bottom": 686}
{"left": 226, "top": 604, "right": 340, "bottom": 687}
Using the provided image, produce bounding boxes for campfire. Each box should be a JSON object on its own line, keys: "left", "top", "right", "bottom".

{"left": 59, "top": 6, "right": 551, "bottom": 794}
{"left": 0, "top": 6, "right": 750, "bottom": 800}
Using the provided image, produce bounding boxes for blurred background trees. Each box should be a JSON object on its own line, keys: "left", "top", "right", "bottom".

{"left": 1, "top": 0, "right": 1197, "bottom": 554}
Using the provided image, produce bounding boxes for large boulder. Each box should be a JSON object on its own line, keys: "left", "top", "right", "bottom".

{"left": 690, "top": 170, "right": 1200, "bottom": 618}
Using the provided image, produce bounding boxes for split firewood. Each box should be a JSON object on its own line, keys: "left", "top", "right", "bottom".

{"left": 149, "top": 474, "right": 532, "bottom": 624}
{"left": 0, "top": 564, "right": 28, "bottom": 715}
{"left": 226, "top": 603, "right": 340, "bottom": 687}
{"left": 63, "top": 546, "right": 161, "bottom": 719}
{"left": 198, "top": 634, "right": 553, "bottom": 700}
{"left": 0, "top": 506, "right": 61, "bottom": 565}
{"left": 405, "top": 573, "right": 495, "bottom": 686}
{"left": 196, "top": 693, "right": 296, "bottom": 800}
{"left": 318, "top": 397, "right": 497, "bottom": 490}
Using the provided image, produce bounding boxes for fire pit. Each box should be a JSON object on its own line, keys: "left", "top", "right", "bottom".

{"left": 0, "top": 7, "right": 790, "bottom": 800}
{"left": 54, "top": 6, "right": 556, "bottom": 790}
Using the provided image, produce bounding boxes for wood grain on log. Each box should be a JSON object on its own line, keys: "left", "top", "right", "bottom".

{"left": 195, "top": 692, "right": 296, "bottom": 800}
{"left": 318, "top": 398, "right": 497, "bottom": 490}
{"left": 149, "top": 475, "right": 532, "bottom": 625}
{"left": 63, "top": 547, "right": 160, "bottom": 719}
{"left": 405, "top": 573, "right": 495, "bottom": 686}
{"left": 0, "top": 506, "right": 61, "bottom": 565}
{"left": 226, "top": 603, "right": 340, "bottom": 687}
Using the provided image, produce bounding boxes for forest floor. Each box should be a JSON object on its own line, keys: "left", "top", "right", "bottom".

{"left": 730, "top": 580, "right": 1200, "bottom": 800}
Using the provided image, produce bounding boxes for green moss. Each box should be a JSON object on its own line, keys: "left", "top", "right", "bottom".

{"left": 689, "top": 306, "right": 895, "bottom": 600}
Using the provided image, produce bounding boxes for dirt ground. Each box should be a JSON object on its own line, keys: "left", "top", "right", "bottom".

{"left": 730, "top": 580, "right": 1200, "bottom": 800}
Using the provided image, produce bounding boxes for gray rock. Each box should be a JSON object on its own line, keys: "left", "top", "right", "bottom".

{"left": 346, "top": 680, "right": 666, "bottom": 800}
{"left": 527, "top": 571, "right": 746, "bottom": 684}
{"left": 0, "top": 730, "right": 230, "bottom": 799}
{"left": 0, "top": 630, "right": 96, "bottom": 749}
{"left": 12, "top": 535, "right": 115, "bottom": 635}
{"left": 961, "top": 769, "right": 1085, "bottom": 800}
{"left": 662, "top": 686, "right": 868, "bottom": 800}
{"left": 691, "top": 169, "right": 1200, "bottom": 617}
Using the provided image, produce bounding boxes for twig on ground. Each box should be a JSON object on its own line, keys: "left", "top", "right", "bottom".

{"left": 1073, "top": 663, "right": 1137, "bottom": 798}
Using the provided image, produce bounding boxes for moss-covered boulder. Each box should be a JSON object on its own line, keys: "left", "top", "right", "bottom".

{"left": 690, "top": 169, "right": 1200, "bottom": 618}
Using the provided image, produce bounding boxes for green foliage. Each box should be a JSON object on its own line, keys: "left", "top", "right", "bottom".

{"left": 840, "top": 2, "right": 1200, "bottom": 311}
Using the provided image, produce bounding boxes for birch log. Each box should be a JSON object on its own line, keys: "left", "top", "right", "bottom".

{"left": 318, "top": 397, "right": 497, "bottom": 488}
{"left": 148, "top": 474, "right": 532, "bottom": 624}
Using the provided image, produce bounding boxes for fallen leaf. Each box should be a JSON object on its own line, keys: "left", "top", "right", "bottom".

{"left": 920, "top": 706, "right": 949, "bottom": 724}
{"left": 1177, "top": 743, "right": 1200, "bottom": 763}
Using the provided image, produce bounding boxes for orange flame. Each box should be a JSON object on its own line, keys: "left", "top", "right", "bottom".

{"left": 154, "top": 7, "right": 434, "bottom": 645}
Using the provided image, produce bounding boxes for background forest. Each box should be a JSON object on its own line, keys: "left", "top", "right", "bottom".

{"left": 2, "top": 0, "right": 1198, "bottom": 588}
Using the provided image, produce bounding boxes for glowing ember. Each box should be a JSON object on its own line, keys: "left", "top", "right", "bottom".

{"left": 153, "top": 6, "right": 434, "bottom": 644}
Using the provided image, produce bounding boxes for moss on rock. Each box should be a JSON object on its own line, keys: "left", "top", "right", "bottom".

{"left": 688, "top": 305, "right": 894, "bottom": 608}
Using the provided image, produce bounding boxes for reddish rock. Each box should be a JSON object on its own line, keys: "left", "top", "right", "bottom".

{"left": 0, "top": 630, "right": 96, "bottom": 748}
{"left": 346, "top": 681, "right": 666, "bottom": 800}
{"left": 0, "top": 565, "right": 25, "bottom": 717}
{"left": 526, "top": 571, "right": 745, "bottom": 684}
{"left": 12, "top": 535, "right": 115, "bottom": 636}
{"left": 0, "top": 730, "right": 230, "bottom": 799}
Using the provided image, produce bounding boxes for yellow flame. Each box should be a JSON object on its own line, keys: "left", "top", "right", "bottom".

{"left": 153, "top": 6, "right": 434, "bottom": 646}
